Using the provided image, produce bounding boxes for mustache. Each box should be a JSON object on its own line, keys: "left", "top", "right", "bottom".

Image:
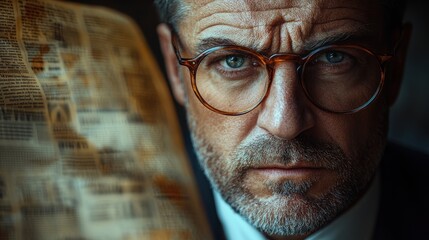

{"left": 230, "top": 135, "right": 349, "bottom": 170}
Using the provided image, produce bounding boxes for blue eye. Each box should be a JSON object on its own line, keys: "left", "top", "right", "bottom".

{"left": 323, "top": 51, "right": 345, "bottom": 63}
{"left": 225, "top": 55, "right": 245, "bottom": 68}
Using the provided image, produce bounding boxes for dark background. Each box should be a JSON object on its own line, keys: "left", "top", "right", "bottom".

{"left": 72, "top": 0, "right": 429, "bottom": 155}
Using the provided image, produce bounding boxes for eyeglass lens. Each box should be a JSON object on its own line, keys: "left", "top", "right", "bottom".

{"left": 194, "top": 46, "right": 382, "bottom": 114}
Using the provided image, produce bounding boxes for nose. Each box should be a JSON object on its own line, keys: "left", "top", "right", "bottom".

{"left": 257, "top": 62, "right": 315, "bottom": 140}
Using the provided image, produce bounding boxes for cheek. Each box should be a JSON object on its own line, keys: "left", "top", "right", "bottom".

{"left": 190, "top": 108, "right": 255, "bottom": 154}
{"left": 322, "top": 116, "right": 364, "bottom": 156}
{"left": 187, "top": 103, "right": 253, "bottom": 156}
{"left": 316, "top": 103, "right": 387, "bottom": 159}
{"left": 182, "top": 69, "right": 258, "bottom": 154}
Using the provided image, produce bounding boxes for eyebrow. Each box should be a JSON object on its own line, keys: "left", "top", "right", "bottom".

{"left": 303, "top": 32, "right": 354, "bottom": 50}
{"left": 195, "top": 38, "right": 242, "bottom": 54}
{"left": 195, "top": 30, "right": 373, "bottom": 55}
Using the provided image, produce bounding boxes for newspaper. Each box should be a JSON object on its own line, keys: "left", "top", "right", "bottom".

{"left": 0, "top": 0, "right": 212, "bottom": 239}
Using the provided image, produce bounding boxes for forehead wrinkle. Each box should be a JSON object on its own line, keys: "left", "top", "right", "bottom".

{"left": 192, "top": 0, "right": 310, "bottom": 37}
{"left": 310, "top": 6, "right": 380, "bottom": 44}
{"left": 194, "top": 14, "right": 301, "bottom": 53}
{"left": 183, "top": 0, "right": 383, "bottom": 55}
{"left": 314, "top": 0, "right": 380, "bottom": 26}
{"left": 194, "top": 0, "right": 306, "bottom": 18}
{"left": 195, "top": 11, "right": 303, "bottom": 36}
{"left": 276, "top": 3, "right": 319, "bottom": 53}
{"left": 195, "top": 21, "right": 302, "bottom": 35}
{"left": 193, "top": 13, "right": 307, "bottom": 54}
{"left": 285, "top": 4, "right": 377, "bottom": 52}
{"left": 197, "top": 6, "right": 305, "bottom": 21}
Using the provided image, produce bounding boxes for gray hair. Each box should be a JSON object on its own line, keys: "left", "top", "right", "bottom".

{"left": 153, "top": 0, "right": 189, "bottom": 31}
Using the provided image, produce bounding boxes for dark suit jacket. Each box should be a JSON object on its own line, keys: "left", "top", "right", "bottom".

{"left": 374, "top": 142, "right": 429, "bottom": 239}
{"left": 190, "top": 142, "right": 429, "bottom": 240}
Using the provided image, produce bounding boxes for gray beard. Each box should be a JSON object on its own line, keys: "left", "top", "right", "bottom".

{"left": 186, "top": 111, "right": 386, "bottom": 237}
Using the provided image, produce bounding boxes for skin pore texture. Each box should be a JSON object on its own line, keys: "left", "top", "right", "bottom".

{"left": 158, "top": 0, "right": 407, "bottom": 239}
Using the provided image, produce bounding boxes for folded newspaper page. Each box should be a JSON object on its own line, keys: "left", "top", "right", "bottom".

{"left": 0, "top": 0, "right": 212, "bottom": 239}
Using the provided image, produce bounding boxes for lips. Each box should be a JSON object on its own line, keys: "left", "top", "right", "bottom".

{"left": 249, "top": 163, "right": 325, "bottom": 179}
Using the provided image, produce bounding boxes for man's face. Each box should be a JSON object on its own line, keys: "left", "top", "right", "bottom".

{"left": 171, "top": 0, "right": 393, "bottom": 238}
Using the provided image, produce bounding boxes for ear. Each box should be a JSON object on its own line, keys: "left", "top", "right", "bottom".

{"left": 157, "top": 23, "right": 186, "bottom": 105}
{"left": 387, "top": 23, "right": 412, "bottom": 106}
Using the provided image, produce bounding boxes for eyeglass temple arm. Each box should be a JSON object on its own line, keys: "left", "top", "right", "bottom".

{"left": 170, "top": 32, "right": 200, "bottom": 71}
{"left": 378, "top": 26, "right": 407, "bottom": 65}
{"left": 169, "top": 28, "right": 186, "bottom": 63}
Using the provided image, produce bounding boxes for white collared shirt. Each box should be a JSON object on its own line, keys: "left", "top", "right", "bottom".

{"left": 214, "top": 174, "right": 380, "bottom": 240}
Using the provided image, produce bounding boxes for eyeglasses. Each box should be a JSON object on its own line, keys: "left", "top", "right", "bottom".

{"left": 172, "top": 33, "right": 393, "bottom": 116}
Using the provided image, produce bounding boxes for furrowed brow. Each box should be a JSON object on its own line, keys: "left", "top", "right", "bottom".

{"left": 194, "top": 29, "right": 373, "bottom": 55}
{"left": 303, "top": 33, "right": 353, "bottom": 50}
{"left": 196, "top": 37, "right": 241, "bottom": 54}
{"left": 303, "top": 29, "right": 373, "bottom": 51}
